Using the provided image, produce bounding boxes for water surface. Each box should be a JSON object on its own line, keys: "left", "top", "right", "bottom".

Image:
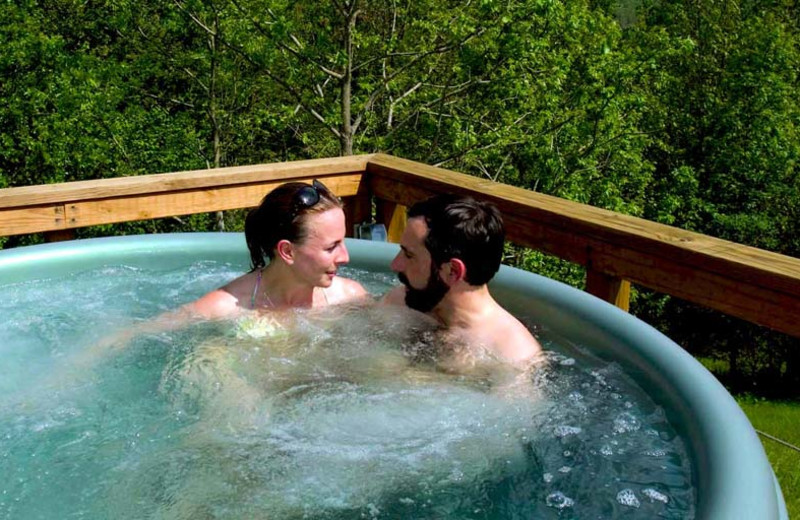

{"left": 0, "top": 261, "right": 695, "bottom": 519}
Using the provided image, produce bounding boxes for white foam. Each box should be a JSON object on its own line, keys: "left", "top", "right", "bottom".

{"left": 643, "top": 488, "right": 669, "bottom": 503}
{"left": 546, "top": 491, "right": 575, "bottom": 509}
{"left": 616, "top": 488, "right": 641, "bottom": 508}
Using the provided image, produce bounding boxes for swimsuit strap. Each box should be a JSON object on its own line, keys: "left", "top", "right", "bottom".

{"left": 251, "top": 268, "right": 263, "bottom": 309}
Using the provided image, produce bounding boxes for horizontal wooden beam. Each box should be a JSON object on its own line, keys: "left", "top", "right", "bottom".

{"left": 0, "top": 155, "right": 372, "bottom": 210}
{"left": 0, "top": 205, "right": 70, "bottom": 235}
{"left": 366, "top": 153, "right": 800, "bottom": 338}
{"left": 63, "top": 175, "right": 363, "bottom": 230}
{"left": 0, "top": 157, "right": 368, "bottom": 236}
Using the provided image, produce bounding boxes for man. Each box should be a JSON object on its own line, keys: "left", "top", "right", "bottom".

{"left": 383, "top": 194, "right": 542, "bottom": 363}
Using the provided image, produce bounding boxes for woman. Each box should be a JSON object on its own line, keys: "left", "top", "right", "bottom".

{"left": 59, "top": 179, "right": 367, "bottom": 394}
{"left": 187, "top": 179, "right": 368, "bottom": 319}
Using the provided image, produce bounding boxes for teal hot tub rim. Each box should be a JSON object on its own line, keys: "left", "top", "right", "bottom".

{"left": 0, "top": 232, "right": 787, "bottom": 520}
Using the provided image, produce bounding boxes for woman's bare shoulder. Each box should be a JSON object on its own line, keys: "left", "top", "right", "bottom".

{"left": 329, "top": 276, "right": 370, "bottom": 303}
{"left": 185, "top": 288, "right": 241, "bottom": 319}
{"left": 186, "top": 271, "right": 259, "bottom": 318}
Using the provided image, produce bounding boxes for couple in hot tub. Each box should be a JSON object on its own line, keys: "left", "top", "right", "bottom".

{"left": 177, "top": 180, "right": 541, "bottom": 367}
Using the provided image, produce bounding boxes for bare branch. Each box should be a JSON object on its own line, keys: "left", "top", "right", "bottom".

{"left": 205, "top": 29, "right": 341, "bottom": 139}
{"left": 394, "top": 81, "right": 423, "bottom": 104}
{"left": 174, "top": 0, "right": 216, "bottom": 36}
{"left": 142, "top": 92, "right": 196, "bottom": 109}
{"left": 494, "top": 151, "right": 513, "bottom": 182}
{"left": 289, "top": 34, "right": 304, "bottom": 49}
{"left": 181, "top": 67, "right": 209, "bottom": 92}
{"left": 230, "top": 0, "right": 344, "bottom": 80}
{"left": 354, "top": 30, "right": 489, "bottom": 131}
{"left": 433, "top": 139, "right": 525, "bottom": 168}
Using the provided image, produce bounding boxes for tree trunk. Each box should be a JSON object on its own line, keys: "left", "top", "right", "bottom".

{"left": 340, "top": 2, "right": 358, "bottom": 156}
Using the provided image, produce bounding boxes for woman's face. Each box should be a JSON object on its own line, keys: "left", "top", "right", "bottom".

{"left": 291, "top": 208, "right": 350, "bottom": 287}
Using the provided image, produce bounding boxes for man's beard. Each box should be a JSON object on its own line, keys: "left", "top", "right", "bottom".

{"left": 398, "top": 267, "right": 450, "bottom": 313}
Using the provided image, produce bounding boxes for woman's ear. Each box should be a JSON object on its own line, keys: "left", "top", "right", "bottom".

{"left": 276, "top": 239, "right": 295, "bottom": 264}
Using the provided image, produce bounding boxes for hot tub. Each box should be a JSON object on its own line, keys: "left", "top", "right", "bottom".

{"left": 0, "top": 233, "right": 787, "bottom": 519}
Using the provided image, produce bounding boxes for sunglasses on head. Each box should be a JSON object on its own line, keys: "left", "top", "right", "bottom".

{"left": 292, "top": 179, "right": 334, "bottom": 214}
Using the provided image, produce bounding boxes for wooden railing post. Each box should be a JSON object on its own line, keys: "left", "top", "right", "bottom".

{"left": 43, "top": 229, "right": 77, "bottom": 243}
{"left": 585, "top": 269, "right": 631, "bottom": 311}
{"left": 376, "top": 199, "right": 407, "bottom": 243}
{"left": 343, "top": 178, "right": 372, "bottom": 238}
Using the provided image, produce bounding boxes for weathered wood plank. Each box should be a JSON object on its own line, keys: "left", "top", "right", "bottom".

{"left": 68, "top": 175, "right": 363, "bottom": 230}
{"left": 0, "top": 155, "right": 372, "bottom": 209}
{"left": 367, "top": 153, "right": 800, "bottom": 337}
{"left": 367, "top": 153, "right": 800, "bottom": 298}
{"left": 343, "top": 178, "right": 372, "bottom": 238}
{"left": 0, "top": 205, "right": 67, "bottom": 235}
{"left": 0, "top": 175, "right": 364, "bottom": 235}
{"left": 588, "top": 242, "right": 800, "bottom": 335}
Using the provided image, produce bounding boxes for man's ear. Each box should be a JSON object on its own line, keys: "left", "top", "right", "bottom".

{"left": 276, "top": 239, "right": 295, "bottom": 264}
{"left": 444, "top": 258, "right": 467, "bottom": 284}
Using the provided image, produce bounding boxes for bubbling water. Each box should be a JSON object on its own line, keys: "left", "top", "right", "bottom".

{"left": 0, "top": 261, "right": 695, "bottom": 519}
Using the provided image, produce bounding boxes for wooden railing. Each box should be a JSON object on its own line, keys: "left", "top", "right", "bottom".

{"left": 2, "top": 153, "right": 799, "bottom": 338}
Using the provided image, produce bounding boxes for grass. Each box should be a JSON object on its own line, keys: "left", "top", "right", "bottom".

{"left": 736, "top": 397, "right": 800, "bottom": 519}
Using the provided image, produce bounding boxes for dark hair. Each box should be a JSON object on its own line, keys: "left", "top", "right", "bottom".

{"left": 244, "top": 181, "right": 343, "bottom": 270}
{"left": 407, "top": 194, "right": 505, "bottom": 286}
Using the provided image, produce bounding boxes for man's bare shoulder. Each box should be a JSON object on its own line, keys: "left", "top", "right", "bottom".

{"left": 381, "top": 285, "right": 407, "bottom": 306}
{"left": 489, "top": 308, "right": 542, "bottom": 362}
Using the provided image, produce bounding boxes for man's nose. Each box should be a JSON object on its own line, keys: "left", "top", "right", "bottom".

{"left": 390, "top": 252, "right": 403, "bottom": 272}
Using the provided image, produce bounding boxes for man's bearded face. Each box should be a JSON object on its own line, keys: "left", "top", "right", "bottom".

{"left": 398, "top": 261, "right": 450, "bottom": 313}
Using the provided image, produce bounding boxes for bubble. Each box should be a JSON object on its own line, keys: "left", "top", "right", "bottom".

{"left": 553, "top": 425, "right": 582, "bottom": 438}
{"left": 546, "top": 491, "right": 574, "bottom": 509}
{"left": 543, "top": 472, "right": 553, "bottom": 483}
{"left": 645, "top": 448, "right": 666, "bottom": 457}
{"left": 448, "top": 469, "right": 464, "bottom": 482}
{"left": 568, "top": 391, "right": 583, "bottom": 402}
{"left": 643, "top": 488, "right": 669, "bottom": 503}
{"left": 616, "top": 489, "right": 640, "bottom": 508}
{"left": 613, "top": 412, "right": 641, "bottom": 434}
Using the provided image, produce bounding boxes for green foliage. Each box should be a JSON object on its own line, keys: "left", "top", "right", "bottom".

{"left": 505, "top": 244, "right": 586, "bottom": 289}
{"left": 634, "top": 0, "right": 800, "bottom": 256}
{"left": 625, "top": 0, "right": 800, "bottom": 399}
